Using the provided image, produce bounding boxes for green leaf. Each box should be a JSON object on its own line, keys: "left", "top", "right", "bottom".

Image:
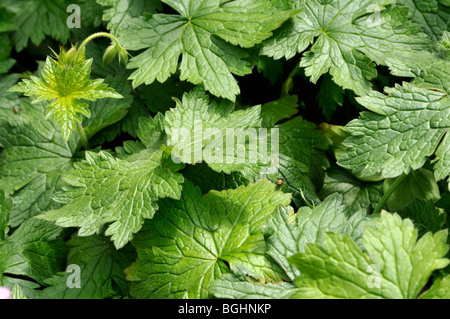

{"left": 266, "top": 195, "right": 369, "bottom": 281}
{"left": 316, "top": 74, "right": 344, "bottom": 120}
{"left": 210, "top": 194, "right": 370, "bottom": 299}
{"left": 97, "top": 0, "right": 162, "bottom": 35}
{"left": 163, "top": 87, "right": 274, "bottom": 176}
{"left": 0, "top": 0, "right": 70, "bottom": 52}
{"left": 210, "top": 273, "right": 300, "bottom": 299}
{"left": 82, "top": 74, "right": 134, "bottom": 140}
{"left": 118, "top": 0, "right": 296, "bottom": 100}
{"left": 398, "top": 0, "right": 450, "bottom": 42}
{"left": 383, "top": 168, "right": 441, "bottom": 212}
{"left": 419, "top": 275, "right": 450, "bottom": 299}
{"left": 398, "top": 200, "right": 446, "bottom": 237}
{"left": 39, "top": 116, "right": 184, "bottom": 249}
{"left": 0, "top": 99, "right": 77, "bottom": 227}
{"left": 339, "top": 83, "right": 450, "bottom": 180}
{"left": 261, "top": 0, "right": 432, "bottom": 95}
{"left": 182, "top": 162, "right": 249, "bottom": 194}
{"left": 126, "top": 180, "right": 291, "bottom": 299}
{"left": 391, "top": 52, "right": 450, "bottom": 95}
{"left": 10, "top": 51, "right": 123, "bottom": 140}
{"left": 289, "top": 212, "right": 449, "bottom": 299}
{"left": 320, "top": 165, "right": 383, "bottom": 214}
{"left": 41, "top": 235, "right": 136, "bottom": 299}
{"left": 256, "top": 117, "right": 330, "bottom": 207}
{"left": 260, "top": 95, "right": 299, "bottom": 128}
{"left": 0, "top": 190, "right": 12, "bottom": 241}
{"left": 137, "top": 74, "right": 194, "bottom": 114}
{"left": 0, "top": 34, "right": 15, "bottom": 74}
{"left": 0, "top": 219, "right": 67, "bottom": 285}
{"left": 0, "top": 74, "right": 21, "bottom": 111}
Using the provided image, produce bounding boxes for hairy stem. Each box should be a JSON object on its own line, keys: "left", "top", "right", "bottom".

{"left": 76, "top": 122, "right": 90, "bottom": 150}
{"left": 75, "top": 32, "right": 122, "bottom": 60}
{"left": 373, "top": 173, "right": 407, "bottom": 215}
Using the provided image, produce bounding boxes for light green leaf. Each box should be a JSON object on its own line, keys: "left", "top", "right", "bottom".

{"left": 419, "top": 275, "right": 450, "bottom": 299}
{"left": 163, "top": 87, "right": 274, "bottom": 176}
{"left": 262, "top": 0, "right": 432, "bottom": 95}
{"left": 41, "top": 235, "right": 135, "bottom": 299}
{"left": 118, "top": 0, "right": 296, "bottom": 100}
{"left": 126, "top": 180, "right": 291, "bottom": 299}
{"left": 210, "top": 194, "right": 370, "bottom": 299}
{"left": 10, "top": 50, "right": 123, "bottom": 140}
{"left": 39, "top": 116, "right": 184, "bottom": 249}
{"left": 210, "top": 273, "right": 300, "bottom": 299}
{"left": 266, "top": 195, "right": 369, "bottom": 281}
{"left": 0, "top": 99, "right": 76, "bottom": 227}
{"left": 289, "top": 212, "right": 449, "bottom": 299}
{"left": 97, "top": 0, "right": 162, "bottom": 34}
{"left": 10, "top": 284, "right": 28, "bottom": 299}
{"left": 339, "top": 83, "right": 450, "bottom": 180}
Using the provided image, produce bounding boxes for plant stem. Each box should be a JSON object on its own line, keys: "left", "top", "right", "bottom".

{"left": 76, "top": 122, "right": 90, "bottom": 150}
{"left": 75, "top": 32, "right": 121, "bottom": 60}
{"left": 281, "top": 63, "right": 301, "bottom": 97}
{"left": 373, "top": 173, "right": 407, "bottom": 215}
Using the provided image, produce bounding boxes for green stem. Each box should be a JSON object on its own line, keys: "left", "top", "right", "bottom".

{"left": 75, "top": 32, "right": 121, "bottom": 60}
{"left": 281, "top": 63, "right": 301, "bottom": 97}
{"left": 373, "top": 173, "right": 407, "bottom": 215}
{"left": 76, "top": 122, "right": 90, "bottom": 150}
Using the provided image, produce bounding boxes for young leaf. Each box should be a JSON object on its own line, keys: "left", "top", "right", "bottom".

{"left": 126, "top": 180, "right": 291, "bottom": 299}
{"left": 10, "top": 47, "right": 123, "bottom": 141}
{"left": 38, "top": 116, "right": 184, "bottom": 249}
{"left": 117, "top": 0, "right": 296, "bottom": 100}
{"left": 261, "top": 0, "right": 432, "bottom": 95}
{"left": 339, "top": 83, "right": 450, "bottom": 180}
{"left": 289, "top": 212, "right": 449, "bottom": 299}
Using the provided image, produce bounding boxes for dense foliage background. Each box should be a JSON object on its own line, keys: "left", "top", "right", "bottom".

{"left": 0, "top": 0, "right": 449, "bottom": 299}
